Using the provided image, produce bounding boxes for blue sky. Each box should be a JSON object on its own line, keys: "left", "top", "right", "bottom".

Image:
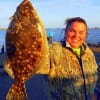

{"left": 0, "top": 0, "right": 100, "bottom": 28}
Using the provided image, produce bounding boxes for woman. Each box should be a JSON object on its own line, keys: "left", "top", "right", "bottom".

{"left": 48, "top": 17, "right": 99, "bottom": 100}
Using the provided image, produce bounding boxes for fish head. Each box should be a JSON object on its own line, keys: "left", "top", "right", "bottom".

{"left": 5, "top": 0, "right": 49, "bottom": 80}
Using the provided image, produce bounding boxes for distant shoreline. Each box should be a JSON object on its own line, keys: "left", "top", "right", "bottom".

{"left": 0, "top": 27, "right": 100, "bottom": 30}
{"left": 0, "top": 28, "right": 7, "bottom": 30}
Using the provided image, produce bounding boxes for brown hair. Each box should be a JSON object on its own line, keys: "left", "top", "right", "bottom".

{"left": 65, "top": 17, "right": 88, "bottom": 33}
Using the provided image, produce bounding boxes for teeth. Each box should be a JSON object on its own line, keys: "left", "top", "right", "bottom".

{"left": 73, "top": 40, "right": 78, "bottom": 42}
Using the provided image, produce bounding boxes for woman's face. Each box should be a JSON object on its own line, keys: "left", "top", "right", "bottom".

{"left": 65, "top": 21, "right": 87, "bottom": 48}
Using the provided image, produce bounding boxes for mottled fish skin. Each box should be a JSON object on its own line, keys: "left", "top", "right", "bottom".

{"left": 5, "top": 0, "right": 49, "bottom": 99}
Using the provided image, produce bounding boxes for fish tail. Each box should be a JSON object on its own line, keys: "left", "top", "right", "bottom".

{"left": 6, "top": 80, "right": 28, "bottom": 100}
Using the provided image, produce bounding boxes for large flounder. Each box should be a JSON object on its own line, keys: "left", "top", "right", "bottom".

{"left": 4, "top": 0, "right": 49, "bottom": 99}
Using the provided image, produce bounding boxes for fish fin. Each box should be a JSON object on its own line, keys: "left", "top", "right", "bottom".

{"left": 6, "top": 80, "right": 27, "bottom": 100}
{"left": 4, "top": 57, "right": 15, "bottom": 79}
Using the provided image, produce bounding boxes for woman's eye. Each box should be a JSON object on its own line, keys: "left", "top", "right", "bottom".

{"left": 68, "top": 29, "right": 74, "bottom": 32}
{"left": 79, "top": 32, "right": 85, "bottom": 35}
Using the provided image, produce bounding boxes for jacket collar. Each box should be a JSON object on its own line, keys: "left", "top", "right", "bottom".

{"left": 61, "top": 40, "right": 87, "bottom": 57}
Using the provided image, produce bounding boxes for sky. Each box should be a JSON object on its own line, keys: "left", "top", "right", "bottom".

{"left": 0, "top": 0, "right": 100, "bottom": 28}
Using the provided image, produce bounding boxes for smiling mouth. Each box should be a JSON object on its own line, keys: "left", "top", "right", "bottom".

{"left": 72, "top": 39, "right": 79, "bottom": 42}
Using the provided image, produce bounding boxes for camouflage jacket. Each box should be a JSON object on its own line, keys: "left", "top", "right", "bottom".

{"left": 48, "top": 41, "right": 98, "bottom": 100}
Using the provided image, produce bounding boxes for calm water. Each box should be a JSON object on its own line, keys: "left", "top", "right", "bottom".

{"left": 46, "top": 28, "right": 100, "bottom": 44}
{"left": 0, "top": 28, "right": 100, "bottom": 49}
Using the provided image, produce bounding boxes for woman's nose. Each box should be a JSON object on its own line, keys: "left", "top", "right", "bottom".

{"left": 73, "top": 32, "right": 80, "bottom": 38}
